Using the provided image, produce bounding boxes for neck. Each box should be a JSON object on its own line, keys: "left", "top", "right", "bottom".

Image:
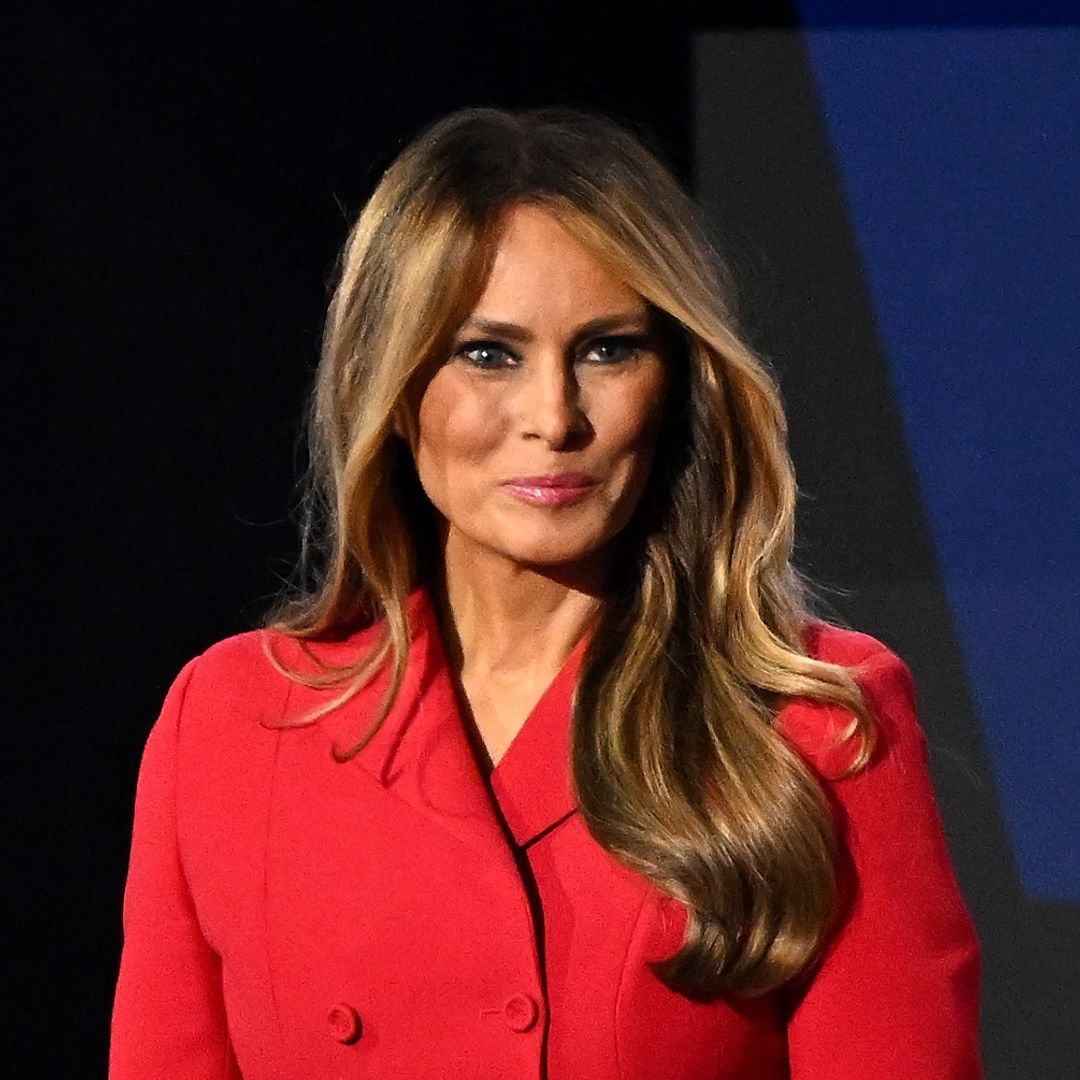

{"left": 434, "top": 529, "right": 606, "bottom": 681}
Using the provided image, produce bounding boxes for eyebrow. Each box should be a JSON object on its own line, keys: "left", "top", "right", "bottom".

{"left": 457, "top": 309, "right": 651, "bottom": 344}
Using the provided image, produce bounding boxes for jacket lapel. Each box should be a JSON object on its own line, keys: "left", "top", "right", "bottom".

{"left": 282, "top": 584, "right": 588, "bottom": 856}
{"left": 488, "top": 631, "right": 588, "bottom": 848}
{"left": 277, "top": 587, "right": 501, "bottom": 859}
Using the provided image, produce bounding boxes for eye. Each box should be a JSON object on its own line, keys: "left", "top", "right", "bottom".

{"left": 581, "top": 335, "right": 653, "bottom": 365}
{"left": 454, "top": 340, "right": 518, "bottom": 370}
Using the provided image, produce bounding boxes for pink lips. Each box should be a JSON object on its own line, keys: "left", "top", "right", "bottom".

{"left": 501, "top": 473, "right": 596, "bottom": 507}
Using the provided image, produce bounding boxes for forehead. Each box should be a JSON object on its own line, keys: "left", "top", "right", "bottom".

{"left": 469, "top": 204, "right": 646, "bottom": 323}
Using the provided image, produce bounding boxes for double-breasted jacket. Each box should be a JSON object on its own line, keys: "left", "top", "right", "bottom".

{"left": 110, "top": 585, "right": 982, "bottom": 1078}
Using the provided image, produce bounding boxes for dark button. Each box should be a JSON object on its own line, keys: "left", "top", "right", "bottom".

{"left": 327, "top": 1003, "right": 363, "bottom": 1044}
{"left": 501, "top": 993, "right": 540, "bottom": 1033}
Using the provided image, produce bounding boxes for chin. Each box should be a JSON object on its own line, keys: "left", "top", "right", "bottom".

{"left": 497, "top": 532, "right": 615, "bottom": 570}
{"left": 513, "top": 550, "right": 596, "bottom": 570}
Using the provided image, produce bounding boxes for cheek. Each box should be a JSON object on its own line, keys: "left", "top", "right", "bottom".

{"left": 415, "top": 374, "right": 505, "bottom": 500}
{"left": 597, "top": 375, "right": 669, "bottom": 462}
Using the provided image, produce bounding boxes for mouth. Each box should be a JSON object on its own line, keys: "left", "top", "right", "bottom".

{"left": 500, "top": 473, "right": 597, "bottom": 507}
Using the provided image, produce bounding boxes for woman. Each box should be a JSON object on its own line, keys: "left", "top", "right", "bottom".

{"left": 110, "top": 106, "right": 983, "bottom": 1079}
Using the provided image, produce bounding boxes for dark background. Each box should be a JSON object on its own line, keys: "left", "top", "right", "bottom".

{"left": 14, "top": 2, "right": 1078, "bottom": 1077}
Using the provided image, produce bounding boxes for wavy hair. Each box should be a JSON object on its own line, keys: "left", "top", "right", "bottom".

{"left": 262, "top": 105, "right": 877, "bottom": 1000}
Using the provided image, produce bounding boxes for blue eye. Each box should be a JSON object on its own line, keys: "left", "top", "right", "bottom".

{"left": 452, "top": 334, "right": 653, "bottom": 370}
{"left": 455, "top": 341, "right": 517, "bottom": 370}
{"left": 582, "top": 335, "right": 651, "bottom": 364}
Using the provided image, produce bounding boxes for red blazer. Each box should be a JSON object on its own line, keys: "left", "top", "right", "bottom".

{"left": 110, "top": 585, "right": 982, "bottom": 1079}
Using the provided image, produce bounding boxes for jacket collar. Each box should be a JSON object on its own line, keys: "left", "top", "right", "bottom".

{"left": 488, "top": 624, "right": 589, "bottom": 848}
{"left": 286, "top": 584, "right": 588, "bottom": 853}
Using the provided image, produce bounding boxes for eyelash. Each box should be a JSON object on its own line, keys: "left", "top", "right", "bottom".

{"left": 453, "top": 335, "right": 652, "bottom": 371}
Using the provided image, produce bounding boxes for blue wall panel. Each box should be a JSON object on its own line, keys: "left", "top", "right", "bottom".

{"left": 795, "top": 15, "right": 1080, "bottom": 898}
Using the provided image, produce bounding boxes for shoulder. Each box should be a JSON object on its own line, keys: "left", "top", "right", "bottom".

{"left": 777, "top": 621, "right": 921, "bottom": 779}
{"left": 148, "top": 624, "right": 379, "bottom": 802}
{"left": 824, "top": 625, "right": 920, "bottom": 732}
{"left": 141, "top": 631, "right": 294, "bottom": 786}
{"left": 177, "top": 621, "right": 384, "bottom": 719}
{"left": 181, "top": 629, "right": 291, "bottom": 718}
{"left": 152, "top": 625, "right": 355, "bottom": 760}
{"left": 813, "top": 621, "right": 919, "bottom": 723}
{"left": 804, "top": 620, "right": 892, "bottom": 668}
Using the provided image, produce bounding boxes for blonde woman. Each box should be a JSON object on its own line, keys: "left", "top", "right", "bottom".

{"left": 110, "top": 106, "right": 983, "bottom": 1079}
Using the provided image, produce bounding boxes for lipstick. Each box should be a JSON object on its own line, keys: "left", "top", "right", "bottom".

{"left": 501, "top": 473, "right": 596, "bottom": 507}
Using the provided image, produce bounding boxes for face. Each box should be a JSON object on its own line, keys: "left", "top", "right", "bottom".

{"left": 413, "top": 203, "right": 670, "bottom": 575}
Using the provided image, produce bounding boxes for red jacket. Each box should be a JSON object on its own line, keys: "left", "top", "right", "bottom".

{"left": 110, "top": 585, "right": 982, "bottom": 1078}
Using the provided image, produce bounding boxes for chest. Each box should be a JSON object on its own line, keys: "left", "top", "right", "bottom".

{"left": 179, "top": 721, "right": 788, "bottom": 1080}
{"left": 454, "top": 673, "right": 538, "bottom": 771}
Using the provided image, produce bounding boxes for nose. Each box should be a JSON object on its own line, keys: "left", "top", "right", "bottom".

{"left": 517, "top": 356, "right": 590, "bottom": 448}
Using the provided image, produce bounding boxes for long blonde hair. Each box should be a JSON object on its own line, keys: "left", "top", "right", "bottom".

{"left": 263, "top": 105, "right": 877, "bottom": 1000}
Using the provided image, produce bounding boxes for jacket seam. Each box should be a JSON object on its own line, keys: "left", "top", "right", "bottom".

{"left": 612, "top": 886, "right": 652, "bottom": 1079}
{"left": 262, "top": 669, "right": 291, "bottom": 1075}
{"left": 171, "top": 651, "right": 217, "bottom": 948}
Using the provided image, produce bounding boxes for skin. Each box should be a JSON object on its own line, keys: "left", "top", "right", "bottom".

{"left": 413, "top": 203, "right": 670, "bottom": 769}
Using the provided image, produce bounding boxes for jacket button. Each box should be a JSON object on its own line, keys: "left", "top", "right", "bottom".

{"left": 327, "top": 1003, "right": 363, "bottom": 1045}
{"left": 502, "top": 993, "right": 540, "bottom": 1033}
